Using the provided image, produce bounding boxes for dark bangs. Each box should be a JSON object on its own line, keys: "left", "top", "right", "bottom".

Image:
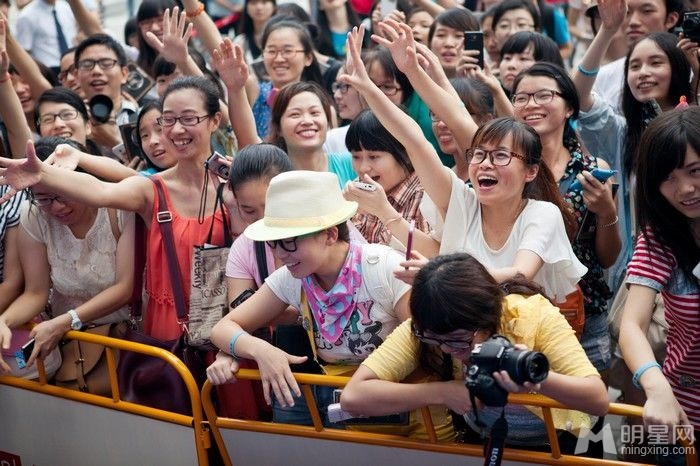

{"left": 471, "top": 117, "right": 542, "bottom": 166}
{"left": 345, "top": 109, "right": 413, "bottom": 174}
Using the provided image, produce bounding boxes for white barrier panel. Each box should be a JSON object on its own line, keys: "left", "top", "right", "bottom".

{"left": 0, "top": 385, "right": 199, "bottom": 466}
{"left": 220, "top": 429, "right": 536, "bottom": 466}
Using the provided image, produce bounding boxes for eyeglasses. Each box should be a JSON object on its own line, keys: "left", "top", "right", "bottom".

{"left": 262, "top": 48, "right": 305, "bottom": 59}
{"left": 376, "top": 84, "right": 402, "bottom": 96}
{"left": 495, "top": 20, "right": 535, "bottom": 31}
{"left": 37, "top": 109, "right": 79, "bottom": 126}
{"left": 76, "top": 58, "right": 119, "bottom": 71}
{"left": 413, "top": 329, "right": 475, "bottom": 350}
{"left": 466, "top": 148, "right": 527, "bottom": 166}
{"left": 265, "top": 233, "right": 314, "bottom": 253}
{"left": 57, "top": 65, "right": 75, "bottom": 82}
{"left": 29, "top": 193, "right": 67, "bottom": 207}
{"left": 511, "top": 89, "right": 563, "bottom": 108}
{"left": 157, "top": 114, "right": 210, "bottom": 127}
{"left": 331, "top": 82, "right": 351, "bottom": 95}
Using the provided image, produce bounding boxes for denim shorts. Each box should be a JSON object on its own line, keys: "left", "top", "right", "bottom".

{"left": 272, "top": 384, "right": 340, "bottom": 428}
{"left": 580, "top": 312, "right": 611, "bottom": 371}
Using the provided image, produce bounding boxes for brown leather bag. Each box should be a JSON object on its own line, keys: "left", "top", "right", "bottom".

{"left": 558, "top": 286, "right": 585, "bottom": 340}
{"left": 55, "top": 322, "right": 127, "bottom": 396}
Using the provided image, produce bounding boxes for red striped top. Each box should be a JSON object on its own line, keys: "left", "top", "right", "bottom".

{"left": 626, "top": 230, "right": 700, "bottom": 430}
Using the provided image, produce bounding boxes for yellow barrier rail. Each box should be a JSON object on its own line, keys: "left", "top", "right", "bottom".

{"left": 202, "top": 369, "right": 698, "bottom": 466}
{"left": 0, "top": 329, "right": 211, "bottom": 466}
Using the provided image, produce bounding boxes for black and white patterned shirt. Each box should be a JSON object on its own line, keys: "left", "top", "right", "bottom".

{"left": 0, "top": 186, "right": 27, "bottom": 280}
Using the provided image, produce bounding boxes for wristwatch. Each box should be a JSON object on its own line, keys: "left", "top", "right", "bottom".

{"left": 67, "top": 309, "right": 82, "bottom": 330}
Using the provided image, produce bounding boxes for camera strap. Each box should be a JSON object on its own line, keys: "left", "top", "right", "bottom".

{"left": 482, "top": 408, "right": 508, "bottom": 466}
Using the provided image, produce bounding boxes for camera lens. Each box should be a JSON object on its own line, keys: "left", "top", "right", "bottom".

{"left": 513, "top": 350, "right": 549, "bottom": 384}
{"left": 88, "top": 94, "right": 114, "bottom": 124}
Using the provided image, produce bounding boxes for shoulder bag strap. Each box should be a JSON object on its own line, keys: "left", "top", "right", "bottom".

{"left": 151, "top": 176, "right": 188, "bottom": 323}
{"left": 130, "top": 215, "right": 147, "bottom": 322}
{"left": 206, "top": 182, "right": 232, "bottom": 246}
{"left": 254, "top": 241, "right": 269, "bottom": 282}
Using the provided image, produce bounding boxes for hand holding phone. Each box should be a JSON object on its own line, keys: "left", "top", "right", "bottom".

{"left": 570, "top": 168, "right": 617, "bottom": 191}
{"left": 14, "top": 338, "right": 36, "bottom": 369}
{"left": 463, "top": 31, "right": 484, "bottom": 69}
{"left": 352, "top": 181, "right": 377, "bottom": 192}
{"left": 405, "top": 219, "right": 415, "bottom": 267}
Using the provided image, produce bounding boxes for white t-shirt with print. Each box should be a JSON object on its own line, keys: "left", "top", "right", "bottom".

{"left": 265, "top": 242, "right": 410, "bottom": 365}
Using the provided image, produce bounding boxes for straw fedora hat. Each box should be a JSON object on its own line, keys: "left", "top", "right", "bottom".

{"left": 244, "top": 171, "right": 358, "bottom": 242}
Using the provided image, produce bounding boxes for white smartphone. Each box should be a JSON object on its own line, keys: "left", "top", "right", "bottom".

{"left": 380, "top": 0, "right": 397, "bottom": 18}
{"left": 352, "top": 181, "right": 377, "bottom": 192}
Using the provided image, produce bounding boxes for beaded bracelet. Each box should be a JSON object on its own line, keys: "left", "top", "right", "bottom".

{"left": 228, "top": 329, "right": 248, "bottom": 358}
{"left": 186, "top": 2, "right": 205, "bottom": 18}
{"left": 577, "top": 64, "right": 599, "bottom": 77}
{"left": 597, "top": 215, "right": 619, "bottom": 228}
{"left": 632, "top": 361, "right": 662, "bottom": 389}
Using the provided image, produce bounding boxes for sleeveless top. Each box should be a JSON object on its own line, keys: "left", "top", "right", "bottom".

{"left": 145, "top": 176, "right": 226, "bottom": 341}
{"left": 559, "top": 137, "right": 613, "bottom": 315}
{"left": 21, "top": 204, "right": 131, "bottom": 324}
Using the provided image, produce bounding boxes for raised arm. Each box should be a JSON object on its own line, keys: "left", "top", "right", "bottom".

{"left": 572, "top": 0, "right": 626, "bottom": 112}
{"left": 182, "top": 0, "right": 225, "bottom": 56}
{"left": 213, "top": 39, "right": 262, "bottom": 148}
{"left": 2, "top": 12, "right": 52, "bottom": 97}
{"left": 0, "top": 20, "right": 31, "bottom": 157}
{"left": 66, "top": 0, "right": 103, "bottom": 37}
{"left": 0, "top": 141, "right": 153, "bottom": 220}
{"left": 0, "top": 226, "right": 22, "bottom": 312}
{"left": 375, "top": 20, "right": 479, "bottom": 152}
{"left": 46, "top": 143, "right": 138, "bottom": 181}
{"left": 338, "top": 26, "right": 453, "bottom": 216}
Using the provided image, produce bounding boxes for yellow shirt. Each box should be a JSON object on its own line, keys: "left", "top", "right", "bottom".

{"left": 362, "top": 293, "right": 600, "bottom": 439}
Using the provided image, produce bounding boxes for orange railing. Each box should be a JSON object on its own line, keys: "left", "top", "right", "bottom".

{"left": 201, "top": 369, "right": 698, "bottom": 466}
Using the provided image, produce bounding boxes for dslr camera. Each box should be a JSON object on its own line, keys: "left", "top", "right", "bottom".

{"left": 683, "top": 11, "right": 700, "bottom": 43}
{"left": 465, "top": 335, "right": 549, "bottom": 407}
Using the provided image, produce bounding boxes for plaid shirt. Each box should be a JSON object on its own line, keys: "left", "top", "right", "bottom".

{"left": 352, "top": 173, "right": 429, "bottom": 245}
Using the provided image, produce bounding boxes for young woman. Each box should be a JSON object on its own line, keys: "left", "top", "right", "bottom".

{"left": 619, "top": 107, "right": 700, "bottom": 459}
{"left": 233, "top": 0, "right": 277, "bottom": 81}
{"left": 406, "top": 7, "right": 433, "bottom": 45}
{"left": 512, "top": 63, "right": 621, "bottom": 373}
{"left": 243, "top": 19, "right": 325, "bottom": 139}
{"left": 0, "top": 137, "right": 134, "bottom": 377}
{"left": 572, "top": 0, "right": 694, "bottom": 290}
{"left": 498, "top": 31, "right": 563, "bottom": 95}
{"left": 344, "top": 24, "right": 585, "bottom": 302}
{"left": 341, "top": 253, "right": 608, "bottom": 444}
{"left": 0, "top": 76, "right": 230, "bottom": 343}
{"left": 206, "top": 170, "right": 411, "bottom": 425}
{"left": 214, "top": 39, "right": 355, "bottom": 186}
{"left": 426, "top": 8, "right": 479, "bottom": 78}
{"left": 343, "top": 109, "right": 428, "bottom": 245}
{"left": 324, "top": 64, "right": 367, "bottom": 154}
{"left": 135, "top": 0, "right": 177, "bottom": 78}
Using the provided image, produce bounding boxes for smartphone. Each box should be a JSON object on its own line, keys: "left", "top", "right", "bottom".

{"left": 21, "top": 338, "right": 35, "bottom": 362}
{"left": 570, "top": 168, "right": 617, "bottom": 191}
{"left": 231, "top": 288, "right": 255, "bottom": 309}
{"left": 463, "top": 31, "right": 484, "bottom": 69}
{"left": 118, "top": 122, "right": 142, "bottom": 162}
{"left": 380, "top": 0, "right": 397, "bottom": 18}
{"left": 405, "top": 219, "right": 415, "bottom": 263}
{"left": 206, "top": 152, "right": 230, "bottom": 179}
{"left": 352, "top": 181, "right": 376, "bottom": 192}
{"left": 122, "top": 62, "right": 155, "bottom": 104}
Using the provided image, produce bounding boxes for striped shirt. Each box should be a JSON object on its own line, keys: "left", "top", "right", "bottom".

{"left": 626, "top": 229, "right": 700, "bottom": 429}
{"left": 0, "top": 187, "right": 27, "bottom": 280}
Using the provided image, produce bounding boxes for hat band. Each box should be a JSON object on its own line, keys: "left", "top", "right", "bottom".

{"left": 264, "top": 214, "right": 342, "bottom": 228}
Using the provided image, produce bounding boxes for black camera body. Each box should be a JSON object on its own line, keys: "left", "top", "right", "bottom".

{"left": 465, "top": 335, "right": 549, "bottom": 407}
{"left": 88, "top": 94, "right": 114, "bottom": 124}
{"left": 683, "top": 11, "right": 700, "bottom": 43}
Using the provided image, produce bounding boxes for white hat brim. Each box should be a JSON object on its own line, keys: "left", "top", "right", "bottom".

{"left": 244, "top": 200, "right": 358, "bottom": 242}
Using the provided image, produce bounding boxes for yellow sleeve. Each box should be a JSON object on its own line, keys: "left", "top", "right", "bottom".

{"left": 361, "top": 319, "right": 420, "bottom": 382}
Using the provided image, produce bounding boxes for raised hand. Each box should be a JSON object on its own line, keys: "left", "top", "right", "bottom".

{"left": 144, "top": 7, "right": 193, "bottom": 67}
{"left": 0, "top": 19, "right": 9, "bottom": 77}
{"left": 44, "top": 143, "right": 82, "bottom": 171}
{"left": 0, "top": 140, "right": 43, "bottom": 204}
{"left": 598, "top": 0, "right": 627, "bottom": 31}
{"left": 337, "top": 26, "right": 373, "bottom": 93}
{"left": 373, "top": 20, "right": 419, "bottom": 74}
{"left": 212, "top": 38, "right": 249, "bottom": 90}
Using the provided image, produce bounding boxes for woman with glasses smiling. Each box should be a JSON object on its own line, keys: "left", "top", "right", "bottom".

{"left": 512, "top": 63, "right": 620, "bottom": 376}
{"left": 340, "top": 253, "right": 608, "bottom": 446}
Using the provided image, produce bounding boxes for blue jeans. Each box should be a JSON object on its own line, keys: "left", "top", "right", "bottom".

{"left": 580, "top": 312, "right": 611, "bottom": 371}
{"left": 272, "top": 384, "right": 340, "bottom": 428}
